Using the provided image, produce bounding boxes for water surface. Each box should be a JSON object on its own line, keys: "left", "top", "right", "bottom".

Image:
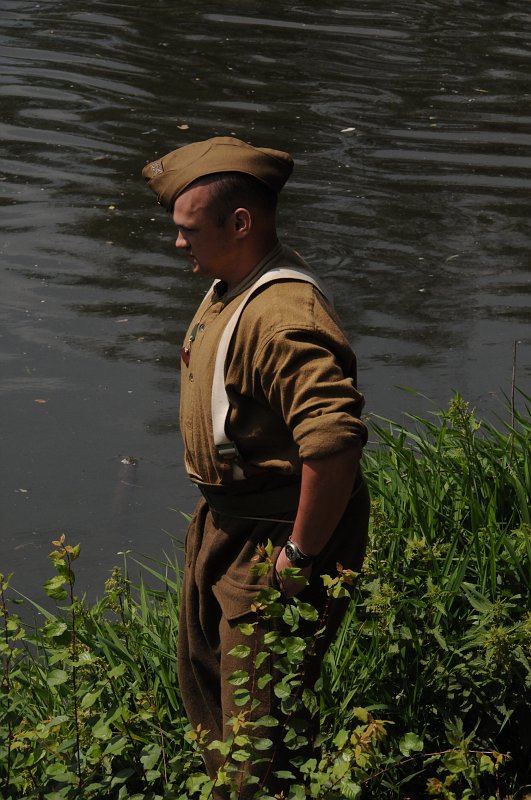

{"left": 1, "top": 0, "right": 530, "bottom": 598}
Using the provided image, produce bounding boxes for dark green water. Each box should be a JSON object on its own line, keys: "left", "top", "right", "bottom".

{"left": 1, "top": 0, "right": 530, "bottom": 596}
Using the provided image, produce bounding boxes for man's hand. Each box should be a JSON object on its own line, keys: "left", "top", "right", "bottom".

{"left": 274, "top": 546, "right": 312, "bottom": 598}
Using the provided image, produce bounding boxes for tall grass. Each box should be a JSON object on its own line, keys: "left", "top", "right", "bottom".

{"left": 323, "top": 392, "right": 531, "bottom": 794}
{"left": 1, "top": 392, "right": 530, "bottom": 799}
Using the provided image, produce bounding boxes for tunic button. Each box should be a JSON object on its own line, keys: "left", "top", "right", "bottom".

{"left": 198, "top": 323, "right": 205, "bottom": 332}
{"left": 189, "top": 372, "right": 194, "bottom": 383}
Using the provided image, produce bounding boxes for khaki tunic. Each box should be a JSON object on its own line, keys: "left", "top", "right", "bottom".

{"left": 177, "top": 243, "right": 370, "bottom": 798}
{"left": 179, "top": 242, "right": 367, "bottom": 485}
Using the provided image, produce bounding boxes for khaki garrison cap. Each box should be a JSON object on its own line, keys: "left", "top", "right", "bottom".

{"left": 142, "top": 136, "right": 294, "bottom": 210}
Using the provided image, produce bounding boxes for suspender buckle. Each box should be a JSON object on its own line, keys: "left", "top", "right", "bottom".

{"left": 216, "top": 443, "right": 245, "bottom": 483}
{"left": 216, "top": 443, "right": 239, "bottom": 460}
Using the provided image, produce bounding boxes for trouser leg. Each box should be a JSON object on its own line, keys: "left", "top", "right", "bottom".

{"left": 177, "top": 501, "right": 225, "bottom": 771}
{"left": 177, "top": 480, "right": 370, "bottom": 798}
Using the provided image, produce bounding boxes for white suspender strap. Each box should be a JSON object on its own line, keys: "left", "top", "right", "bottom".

{"left": 211, "top": 267, "right": 329, "bottom": 478}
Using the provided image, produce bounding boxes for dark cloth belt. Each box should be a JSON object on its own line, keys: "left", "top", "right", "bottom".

{"left": 195, "top": 471, "right": 364, "bottom": 519}
{"left": 196, "top": 475, "right": 301, "bottom": 517}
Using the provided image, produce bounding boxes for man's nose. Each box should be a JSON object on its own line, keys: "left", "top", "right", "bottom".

{"left": 175, "top": 231, "right": 188, "bottom": 248}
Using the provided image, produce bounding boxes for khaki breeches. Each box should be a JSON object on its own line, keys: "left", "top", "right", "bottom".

{"left": 177, "top": 479, "right": 370, "bottom": 799}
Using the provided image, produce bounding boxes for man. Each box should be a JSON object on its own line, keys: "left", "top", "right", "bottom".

{"left": 142, "top": 136, "right": 370, "bottom": 798}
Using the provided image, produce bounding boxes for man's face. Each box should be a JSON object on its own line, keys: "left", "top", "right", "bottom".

{"left": 172, "top": 181, "right": 236, "bottom": 281}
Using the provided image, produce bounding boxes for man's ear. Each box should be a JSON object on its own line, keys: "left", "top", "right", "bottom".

{"left": 233, "top": 207, "right": 252, "bottom": 237}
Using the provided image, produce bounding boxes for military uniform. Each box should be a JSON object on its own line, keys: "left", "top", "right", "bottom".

{"left": 142, "top": 136, "right": 370, "bottom": 798}
{"left": 177, "top": 243, "right": 370, "bottom": 797}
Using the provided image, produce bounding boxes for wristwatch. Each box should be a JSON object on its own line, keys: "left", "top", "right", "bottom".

{"left": 284, "top": 537, "right": 316, "bottom": 568}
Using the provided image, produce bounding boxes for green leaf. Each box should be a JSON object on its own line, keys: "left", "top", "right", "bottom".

{"left": 68, "top": 543, "right": 81, "bottom": 561}
{"left": 479, "top": 754, "right": 495, "bottom": 774}
{"left": 254, "top": 714, "right": 279, "bottom": 727}
{"left": 330, "top": 583, "right": 350, "bottom": 599}
{"left": 302, "top": 689, "right": 318, "bottom": 718}
{"left": 339, "top": 779, "right": 362, "bottom": 799}
{"left": 48, "top": 647, "right": 71, "bottom": 665}
{"left": 263, "top": 601, "right": 286, "bottom": 618}
{"left": 299, "top": 757, "right": 317, "bottom": 774}
{"left": 228, "top": 669, "right": 249, "bottom": 686}
{"left": 103, "top": 736, "right": 129, "bottom": 756}
{"left": 43, "top": 575, "right": 68, "bottom": 600}
{"left": 332, "top": 760, "right": 350, "bottom": 779}
{"left": 107, "top": 663, "right": 127, "bottom": 679}
{"left": 86, "top": 743, "right": 103, "bottom": 763}
{"left": 249, "top": 561, "right": 270, "bottom": 577}
{"left": 285, "top": 636, "right": 307, "bottom": 660}
{"left": 443, "top": 749, "right": 469, "bottom": 774}
{"left": 44, "top": 762, "right": 77, "bottom": 783}
{"left": 238, "top": 622, "right": 255, "bottom": 636}
{"left": 186, "top": 773, "right": 212, "bottom": 794}
{"left": 233, "top": 688, "right": 251, "bottom": 706}
{"left": 282, "top": 604, "right": 300, "bottom": 628}
{"left": 399, "top": 732, "right": 424, "bottom": 756}
{"left": 274, "top": 681, "right": 291, "bottom": 699}
{"left": 352, "top": 707, "right": 369, "bottom": 723}
{"left": 298, "top": 602, "right": 319, "bottom": 621}
{"left": 255, "top": 651, "right": 269, "bottom": 668}
{"left": 43, "top": 620, "right": 68, "bottom": 639}
{"left": 287, "top": 785, "right": 306, "bottom": 800}
{"left": 92, "top": 718, "right": 112, "bottom": 740}
{"left": 33, "top": 715, "right": 69, "bottom": 741}
{"left": 333, "top": 729, "right": 349, "bottom": 749}
{"left": 46, "top": 669, "right": 69, "bottom": 687}
{"left": 253, "top": 737, "right": 274, "bottom": 751}
{"left": 207, "top": 739, "right": 231, "bottom": 755}
{"left": 462, "top": 583, "right": 494, "bottom": 613}
{"left": 227, "top": 644, "right": 251, "bottom": 659}
{"left": 110, "top": 767, "right": 136, "bottom": 787}
{"left": 81, "top": 689, "right": 103, "bottom": 709}
{"left": 73, "top": 649, "right": 96, "bottom": 666}
{"left": 231, "top": 748, "right": 251, "bottom": 762}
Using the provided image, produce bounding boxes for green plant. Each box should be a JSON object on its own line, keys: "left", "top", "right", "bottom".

{"left": 0, "top": 540, "right": 200, "bottom": 799}
{"left": 321, "top": 391, "right": 531, "bottom": 796}
{"left": 1, "top": 393, "right": 529, "bottom": 799}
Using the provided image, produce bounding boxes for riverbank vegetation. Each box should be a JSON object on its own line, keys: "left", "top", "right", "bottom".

{"left": 1, "top": 393, "right": 530, "bottom": 799}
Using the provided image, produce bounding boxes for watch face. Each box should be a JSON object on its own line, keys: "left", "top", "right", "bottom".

{"left": 285, "top": 540, "right": 297, "bottom": 562}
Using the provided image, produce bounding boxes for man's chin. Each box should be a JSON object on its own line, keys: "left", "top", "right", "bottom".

{"left": 191, "top": 260, "right": 214, "bottom": 279}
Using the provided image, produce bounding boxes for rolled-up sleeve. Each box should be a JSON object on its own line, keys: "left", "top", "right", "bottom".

{"left": 254, "top": 325, "right": 368, "bottom": 460}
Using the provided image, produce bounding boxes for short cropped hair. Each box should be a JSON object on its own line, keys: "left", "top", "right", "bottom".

{"left": 206, "top": 172, "right": 278, "bottom": 225}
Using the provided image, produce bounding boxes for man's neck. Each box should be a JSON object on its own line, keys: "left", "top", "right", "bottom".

{"left": 218, "top": 240, "right": 283, "bottom": 300}
{"left": 223, "top": 234, "right": 279, "bottom": 292}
